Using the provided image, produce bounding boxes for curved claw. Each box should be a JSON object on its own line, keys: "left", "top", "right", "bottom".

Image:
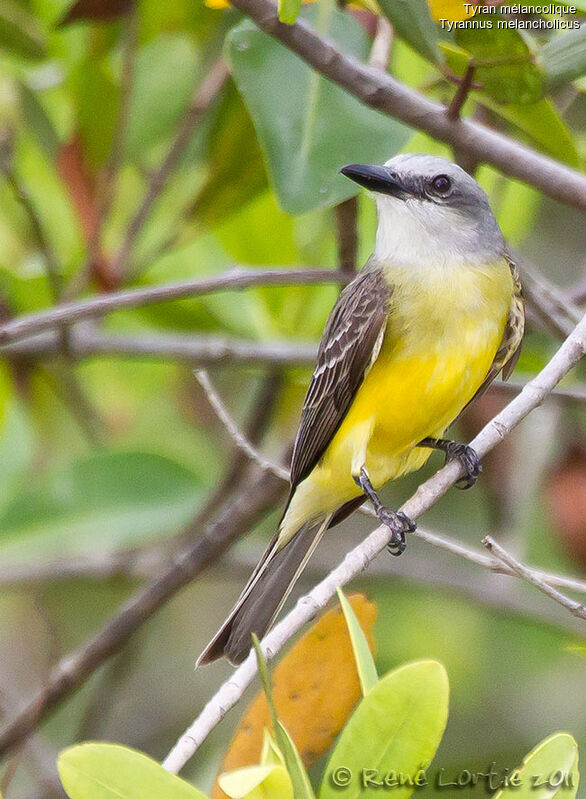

{"left": 446, "top": 443, "right": 482, "bottom": 490}
{"left": 381, "top": 510, "right": 416, "bottom": 557}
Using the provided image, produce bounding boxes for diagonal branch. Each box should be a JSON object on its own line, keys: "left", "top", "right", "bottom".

{"left": 162, "top": 310, "right": 586, "bottom": 774}
{"left": 228, "top": 0, "right": 586, "bottom": 212}
{"left": 482, "top": 536, "right": 586, "bottom": 620}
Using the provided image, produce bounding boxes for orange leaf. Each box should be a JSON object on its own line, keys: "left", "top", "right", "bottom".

{"left": 211, "top": 594, "right": 377, "bottom": 799}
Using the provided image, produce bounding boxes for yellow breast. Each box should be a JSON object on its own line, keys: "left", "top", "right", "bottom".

{"left": 282, "top": 258, "right": 514, "bottom": 536}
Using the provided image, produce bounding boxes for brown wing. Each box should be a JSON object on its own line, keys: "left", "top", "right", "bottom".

{"left": 467, "top": 252, "right": 525, "bottom": 407}
{"left": 290, "top": 265, "right": 390, "bottom": 488}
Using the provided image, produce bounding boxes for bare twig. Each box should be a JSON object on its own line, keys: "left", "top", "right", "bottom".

{"left": 110, "top": 57, "right": 229, "bottom": 281}
{"left": 4, "top": 330, "right": 585, "bottom": 408}
{"left": 4, "top": 171, "right": 63, "bottom": 303}
{"left": 2, "top": 328, "right": 317, "bottom": 367}
{"left": 446, "top": 63, "right": 476, "bottom": 121}
{"left": 334, "top": 197, "right": 358, "bottom": 276}
{"left": 482, "top": 536, "right": 586, "bottom": 620}
{"left": 64, "top": 8, "right": 140, "bottom": 301}
{"left": 194, "top": 369, "right": 289, "bottom": 481}
{"left": 228, "top": 0, "right": 586, "bottom": 211}
{"left": 0, "top": 268, "right": 350, "bottom": 345}
{"left": 162, "top": 311, "right": 586, "bottom": 773}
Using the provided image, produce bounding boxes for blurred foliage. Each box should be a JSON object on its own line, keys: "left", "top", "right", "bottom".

{"left": 0, "top": 0, "right": 584, "bottom": 795}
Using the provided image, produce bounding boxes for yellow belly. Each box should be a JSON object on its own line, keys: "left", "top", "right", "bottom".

{"left": 281, "top": 259, "right": 513, "bottom": 539}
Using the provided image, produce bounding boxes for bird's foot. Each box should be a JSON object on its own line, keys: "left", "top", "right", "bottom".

{"left": 377, "top": 507, "right": 416, "bottom": 557}
{"left": 444, "top": 442, "right": 482, "bottom": 490}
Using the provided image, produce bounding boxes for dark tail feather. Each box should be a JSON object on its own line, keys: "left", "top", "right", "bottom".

{"left": 197, "top": 517, "right": 330, "bottom": 666}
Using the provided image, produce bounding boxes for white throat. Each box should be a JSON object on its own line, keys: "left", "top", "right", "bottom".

{"left": 373, "top": 195, "right": 502, "bottom": 270}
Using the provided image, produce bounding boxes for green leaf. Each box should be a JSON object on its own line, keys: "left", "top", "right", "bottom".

{"left": 58, "top": 742, "right": 207, "bottom": 799}
{"left": 125, "top": 34, "right": 199, "bottom": 159}
{"left": 18, "top": 83, "right": 59, "bottom": 159}
{"left": 0, "top": 0, "right": 46, "bottom": 60}
{"left": 192, "top": 82, "right": 269, "bottom": 229}
{"left": 453, "top": 19, "right": 546, "bottom": 104}
{"left": 378, "top": 0, "right": 441, "bottom": 64}
{"left": 219, "top": 764, "right": 293, "bottom": 799}
{"left": 542, "top": 26, "right": 586, "bottom": 89}
{"left": 321, "top": 660, "right": 449, "bottom": 799}
{"left": 0, "top": 451, "right": 202, "bottom": 560}
{"left": 252, "top": 636, "right": 316, "bottom": 799}
{"left": 278, "top": 0, "right": 301, "bottom": 25}
{"left": 225, "top": 6, "right": 411, "bottom": 215}
{"left": 493, "top": 732, "right": 580, "bottom": 798}
{"left": 477, "top": 97, "right": 580, "bottom": 168}
{"left": 0, "top": 400, "right": 35, "bottom": 519}
{"left": 336, "top": 587, "right": 378, "bottom": 695}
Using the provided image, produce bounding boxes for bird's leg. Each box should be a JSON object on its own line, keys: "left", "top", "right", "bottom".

{"left": 353, "top": 467, "right": 415, "bottom": 556}
{"left": 418, "top": 437, "right": 482, "bottom": 490}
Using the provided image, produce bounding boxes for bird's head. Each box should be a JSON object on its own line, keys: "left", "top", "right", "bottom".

{"left": 340, "top": 153, "right": 504, "bottom": 267}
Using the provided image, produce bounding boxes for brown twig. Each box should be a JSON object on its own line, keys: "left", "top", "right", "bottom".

{"left": 0, "top": 267, "right": 350, "bottom": 345}
{"left": 446, "top": 63, "right": 476, "bottom": 121}
{"left": 227, "top": 0, "right": 586, "bottom": 211}
{"left": 110, "top": 57, "right": 229, "bottom": 282}
{"left": 334, "top": 196, "right": 358, "bottom": 276}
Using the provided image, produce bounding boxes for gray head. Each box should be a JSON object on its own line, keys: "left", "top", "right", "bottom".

{"left": 341, "top": 153, "right": 504, "bottom": 266}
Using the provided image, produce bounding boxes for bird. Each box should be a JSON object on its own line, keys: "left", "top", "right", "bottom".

{"left": 197, "top": 153, "right": 525, "bottom": 666}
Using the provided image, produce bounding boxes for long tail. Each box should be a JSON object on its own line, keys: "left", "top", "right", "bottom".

{"left": 197, "top": 515, "right": 332, "bottom": 666}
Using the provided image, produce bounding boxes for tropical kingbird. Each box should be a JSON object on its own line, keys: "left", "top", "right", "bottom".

{"left": 198, "top": 154, "right": 524, "bottom": 666}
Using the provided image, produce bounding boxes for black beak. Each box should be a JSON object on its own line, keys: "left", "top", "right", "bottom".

{"left": 340, "top": 163, "right": 409, "bottom": 200}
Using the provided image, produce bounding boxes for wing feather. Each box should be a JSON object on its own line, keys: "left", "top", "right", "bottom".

{"left": 290, "top": 266, "right": 390, "bottom": 488}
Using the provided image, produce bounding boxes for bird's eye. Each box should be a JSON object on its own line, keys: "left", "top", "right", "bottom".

{"left": 431, "top": 174, "right": 452, "bottom": 194}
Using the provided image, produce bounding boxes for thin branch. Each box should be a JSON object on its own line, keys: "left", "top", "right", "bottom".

{"left": 0, "top": 462, "right": 287, "bottom": 758}
{"left": 64, "top": 8, "right": 140, "bottom": 301}
{"left": 483, "top": 536, "right": 586, "bottom": 620}
{"left": 4, "top": 171, "right": 63, "bottom": 303}
{"left": 4, "top": 330, "right": 585, "bottom": 407}
{"left": 162, "top": 310, "right": 586, "bottom": 774}
{"left": 334, "top": 197, "right": 358, "bottom": 275}
{"left": 2, "top": 328, "right": 317, "bottom": 367}
{"left": 446, "top": 63, "right": 475, "bottom": 121}
{"left": 228, "top": 0, "right": 586, "bottom": 211}
{"left": 110, "top": 57, "right": 229, "bottom": 281}
{"left": 194, "top": 369, "right": 289, "bottom": 481}
{"left": 0, "top": 268, "right": 350, "bottom": 345}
